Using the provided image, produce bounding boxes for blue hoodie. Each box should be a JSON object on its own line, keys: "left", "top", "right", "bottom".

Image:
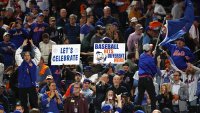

{"left": 138, "top": 52, "right": 158, "bottom": 77}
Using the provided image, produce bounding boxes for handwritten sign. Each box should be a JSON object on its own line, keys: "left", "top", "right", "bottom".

{"left": 51, "top": 44, "right": 80, "bottom": 65}
{"left": 93, "top": 43, "right": 125, "bottom": 64}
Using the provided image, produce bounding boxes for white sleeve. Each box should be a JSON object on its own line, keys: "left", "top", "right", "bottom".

{"left": 189, "top": 25, "right": 197, "bottom": 39}
{"left": 115, "top": 1, "right": 125, "bottom": 6}
{"left": 15, "top": 47, "right": 24, "bottom": 66}
{"left": 133, "top": 71, "right": 139, "bottom": 80}
{"left": 80, "top": 34, "right": 84, "bottom": 43}
{"left": 32, "top": 46, "right": 41, "bottom": 65}
{"left": 19, "top": 1, "right": 26, "bottom": 12}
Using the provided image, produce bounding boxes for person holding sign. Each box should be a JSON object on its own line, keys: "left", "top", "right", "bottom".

{"left": 15, "top": 39, "right": 41, "bottom": 113}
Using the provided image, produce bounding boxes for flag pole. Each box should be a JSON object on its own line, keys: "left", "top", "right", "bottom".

{"left": 154, "top": 17, "right": 166, "bottom": 52}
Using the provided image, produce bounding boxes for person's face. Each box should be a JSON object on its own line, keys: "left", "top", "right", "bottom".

{"left": 43, "top": 37, "right": 50, "bottom": 44}
{"left": 123, "top": 66, "right": 129, "bottom": 72}
{"left": 173, "top": 72, "right": 180, "bottom": 81}
{"left": 137, "top": 29, "right": 143, "bottom": 35}
{"left": 49, "top": 83, "right": 56, "bottom": 91}
{"left": 103, "top": 8, "right": 111, "bottom": 17}
{"left": 89, "top": 15, "right": 94, "bottom": 23}
{"left": 3, "top": 35, "right": 10, "bottom": 42}
{"left": 83, "top": 82, "right": 90, "bottom": 89}
{"left": 194, "top": 21, "right": 199, "bottom": 27}
{"left": 161, "top": 85, "right": 166, "bottom": 93}
{"left": 46, "top": 78, "right": 53, "bottom": 84}
{"left": 176, "top": 40, "right": 185, "bottom": 48}
{"left": 107, "top": 90, "right": 114, "bottom": 99}
{"left": 24, "top": 52, "right": 31, "bottom": 62}
{"left": 49, "top": 19, "right": 56, "bottom": 26}
{"left": 32, "top": 8, "right": 38, "bottom": 14}
{"left": 42, "top": 10, "right": 49, "bottom": 16}
{"left": 60, "top": 9, "right": 67, "bottom": 18}
{"left": 101, "top": 76, "right": 109, "bottom": 83}
{"left": 75, "top": 75, "right": 82, "bottom": 82}
{"left": 69, "top": 16, "right": 76, "bottom": 25}
{"left": 37, "top": 16, "right": 44, "bottom": 22}
{"left": 73, "top": 84, "right": 81, "bottom": 94}
{"left": 15, "top": 106, "right": 24, "bottom": 113}
{"left": 113, "top": 76, "right": 120, "bottom": 86}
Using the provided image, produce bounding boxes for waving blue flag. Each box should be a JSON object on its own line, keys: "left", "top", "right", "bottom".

{"left": 159, "top": 0, "right": 194, "bottom": 45}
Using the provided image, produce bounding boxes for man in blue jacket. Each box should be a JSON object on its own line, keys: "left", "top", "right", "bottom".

{"left": 15, "top": 39, "right": 41, "bottom": 113}
{"left": 136, "top": 44, "right": 159, "bottom": 112}
{"left": 161, "top": 37, "right": 195, "bottom": 71}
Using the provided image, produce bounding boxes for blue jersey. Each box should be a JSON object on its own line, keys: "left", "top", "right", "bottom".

{"left": 0, "top": 41, "right": 16, "bottom": 67}
{"left": 30, "top": 22, "right": 48, "bottom": 46}
{"left": 9, "top": 28, "right": 29, "bottom": 48}
{"left": 80, "top": 24, "right": 94, "bottom": 36}
{"left": 163, "top": 43, "right": 195, "bottom": 70}
{"left": 138, "top": 52, "right": 158, "bottom": 77}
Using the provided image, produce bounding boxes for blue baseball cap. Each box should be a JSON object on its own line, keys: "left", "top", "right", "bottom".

{"left": 176, "top": 37, "right": 185, "bottom": 42}
{"left": 83, "top": 78, "right": 91, "bottom": 84}
{"left": 38, "top": 13, "right": 44, "bottom": 17}
{"left": 135, "top": 110, "right": 145, "bottom": 113}
{"left": 102, "top": 104, "right": 113, "bottom": 112}
{"left": 101, "top": 37, "right": 112, "bottom": 43}
{"left": 75, "top": 72, "right": 82, "bottom": 76}
{"left": 84, "top": 66, "right": 92, "bottom": 70}
{"left": 116, "top": 70, "right": 125, "bottom": 75}
{"left": 14, "top": 110, "right": 22, "bottom": 113}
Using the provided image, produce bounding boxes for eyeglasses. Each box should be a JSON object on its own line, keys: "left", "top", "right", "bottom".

{"left": 173, "top": 74, "right": 179, "bottom": 76}
{"left": 74, "top": 87, "right": 80, "bottom": 89}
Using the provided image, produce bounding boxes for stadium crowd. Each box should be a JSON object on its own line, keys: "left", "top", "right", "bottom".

{"left": 0, "top": 0, "right": 200, "bottom": 113}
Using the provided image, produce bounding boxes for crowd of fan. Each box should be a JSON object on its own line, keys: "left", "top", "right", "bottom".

{"left": 0, "top": 0, "right": 200, "bottom": 113}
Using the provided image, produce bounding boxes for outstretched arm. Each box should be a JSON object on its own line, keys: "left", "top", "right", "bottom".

{"left": 29, "top": 39, "right": 41, "bottom": 65}
{"left": 15, "top": 39, "right": 29, "bottom": 66}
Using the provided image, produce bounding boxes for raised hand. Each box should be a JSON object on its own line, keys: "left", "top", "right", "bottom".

{"left": 29, "top": 39, "right": 34, "bottom": 47}
{"left": 22, "top": 39, "right": 28, "bottom": 47}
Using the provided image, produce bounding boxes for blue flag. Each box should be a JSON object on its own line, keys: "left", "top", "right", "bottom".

{"left": 159, "top": 0, "right": 194, "bottom": 45}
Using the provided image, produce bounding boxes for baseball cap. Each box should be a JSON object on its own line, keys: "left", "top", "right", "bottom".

{"left": 101, "top": 104, "right": 113, "bottom": 112}
{"left": 95, "top": 25, "right": 105, "bottom": 30}
{"left": 84, "top": 66, "right": 92, "bottom": 71}
{"left": 116, "top": 70, "right": 125, "bottom": 75}
{"left": 130, "top": 17, "right": 138, "bottom": 23}
{"left": 112, "top": 22, "right": 119, "bottom": 27}
{"left": 176, "top": 37, "right": 185, "bottom": 42}
{"left": 75, "top": 72, "right": 82, "bottom": 76}
{"left": 83, "top": 78, "right": 91, "bottom": 84}
{"left": 101, "top": 37, "right": 112, "bottom": 43}
{"left": 0, "top": 105, "right": 4, "bottom": 110}
{"left": 38, "top": 13, "right": 44, "bottom": 17}
{"left": 135, "top": 110, "right": 145, "bottom": 113}
{"left": 149, "top": 21, "right": 162, "bottom": 30}
{"left": 13, "top": 110, "right": 22, "bottom": 113}
{"left": 46, "top": 75, "right": 53, "bottom": 80}
{"left": 135, "top": 24, "right": 143, "bottom": 30}
{"left": 3, "top": 32, "right": 10, "bottom": 37}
